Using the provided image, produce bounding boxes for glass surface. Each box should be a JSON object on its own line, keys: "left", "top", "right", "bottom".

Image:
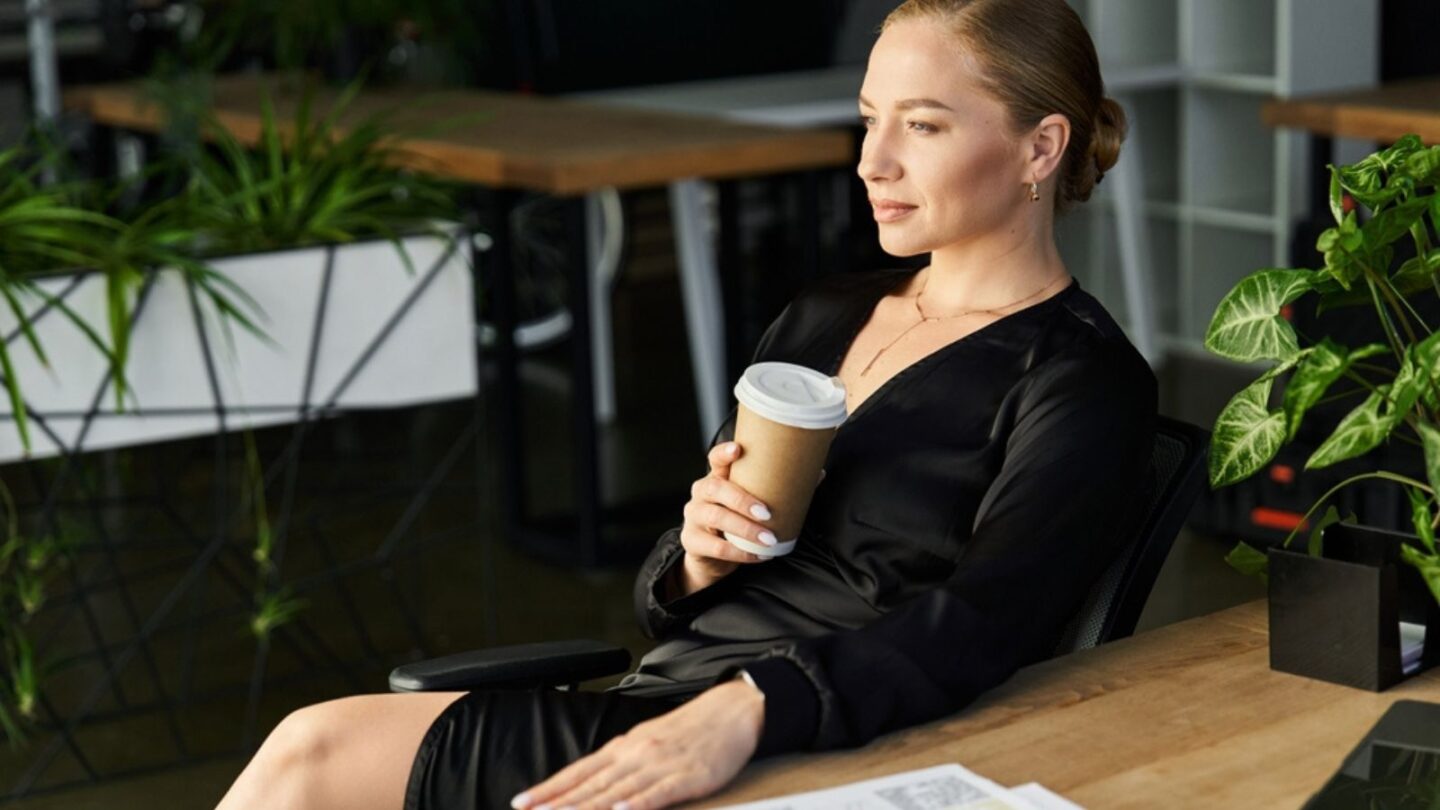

{"left": 1307, "top": 743, "right": 1440, "bottom": 809}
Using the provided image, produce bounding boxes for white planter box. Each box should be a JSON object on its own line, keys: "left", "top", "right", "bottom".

{"left": 0, "top": 226, "right": 476, "bottom": 463}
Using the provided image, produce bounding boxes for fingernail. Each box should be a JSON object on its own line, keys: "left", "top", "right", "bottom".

{"left": 758, "top": 530, "right": 777, "bottom": 546}
{"left": 510, "top": 794, "right": 531, "bottom": 810}
{"left": 727, "top": 443, "right": 739, "bottom": 456}
{"left": 750, "top": 503, "right": 771, "bottom": 520}
{"left": 613, "top": 803, "right": 632, "bottom": 810}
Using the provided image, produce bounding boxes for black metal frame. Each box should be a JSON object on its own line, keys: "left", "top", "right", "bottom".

{"left": 0, "top": 232, "right": 494, "bottom": 799}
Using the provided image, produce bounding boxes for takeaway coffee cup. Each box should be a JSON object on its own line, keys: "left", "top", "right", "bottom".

{"left": 724, "top": 362, "right": 847, "bottom": 558}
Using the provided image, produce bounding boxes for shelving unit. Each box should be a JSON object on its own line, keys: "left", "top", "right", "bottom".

{"left": 1060, "top": 0, "right": 1378, "bottom": 358}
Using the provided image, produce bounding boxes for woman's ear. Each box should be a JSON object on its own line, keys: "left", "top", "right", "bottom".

{"left": 1026, "top": 113, "right": 1071, "bottom": 184}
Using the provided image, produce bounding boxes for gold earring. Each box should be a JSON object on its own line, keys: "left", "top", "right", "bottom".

{"left": 1029, "top": 182, "right": 1040, "bottom": 202}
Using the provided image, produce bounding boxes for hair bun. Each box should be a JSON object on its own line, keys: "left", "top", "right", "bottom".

{"left": 1090, "top": 97, "right": 1127, "bottom": 179}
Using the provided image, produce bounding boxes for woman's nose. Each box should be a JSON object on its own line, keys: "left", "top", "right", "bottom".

{"left": 856, "top": 129, "right": 900, "bottom": 184}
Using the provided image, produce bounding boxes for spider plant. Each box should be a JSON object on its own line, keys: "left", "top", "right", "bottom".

{"left": 38, "top": 141, "right": 268, "bottom": 413}
{"left": 0, "top": 147, "right": 124, "bottom": 452}
{"left": 0, "top": 481, "right": 60, "bottom": 746}
{"left": 181, "top": 78, "right": 459, "bottom": 265}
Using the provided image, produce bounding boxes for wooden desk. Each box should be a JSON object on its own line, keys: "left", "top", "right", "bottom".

{"left": 64, "top": 74, "right": 852, "bottom": 195}
{"left": 696, "top": 600, "right": 1440, "bottom": 809}
{"left": 64, "top": 74, "right": 854, "bottom": 567}
{"left": 1261, "top": 76, "right": 1440, "bottom": 144}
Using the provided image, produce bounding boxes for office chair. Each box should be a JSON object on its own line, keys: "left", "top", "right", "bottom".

{"left": 389, "top": 414, "right": 1212, "bottom": 694}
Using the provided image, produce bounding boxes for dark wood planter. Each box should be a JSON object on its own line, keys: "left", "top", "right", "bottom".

{"left": 1268, "top": 522, "right": 1440, "bottom": 691}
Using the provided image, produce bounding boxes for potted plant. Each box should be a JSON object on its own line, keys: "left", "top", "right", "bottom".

{"left": 0, "top": 78, "right": 476, "bottom": 464}
{"left": 0, "top": 76, "right": 478, "bottom": 755}
{"left": 1205, "top": 134, "right": 1440, "bottom": 688}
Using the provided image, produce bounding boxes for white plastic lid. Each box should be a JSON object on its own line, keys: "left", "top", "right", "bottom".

{"left": 724, "top": 531, "right": 797, "bottom": 558}
{"left": 733, "top": 362, "right": 848, "bottom": 430}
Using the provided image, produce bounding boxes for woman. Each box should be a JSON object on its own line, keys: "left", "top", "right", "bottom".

{"left": 217, "top": 1, "right": 1156, "bottom": 808}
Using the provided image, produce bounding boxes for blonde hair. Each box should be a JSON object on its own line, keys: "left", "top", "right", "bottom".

{"left": 883, "top": 0, "right": 1126, "bottom": 212}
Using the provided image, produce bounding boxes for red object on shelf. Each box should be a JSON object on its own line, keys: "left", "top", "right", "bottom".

{"left": 1280, "top": 304, "right": 1294, "bottom": 321}
{"left": 1251, "top": 507, "right": 1309, "bottom": 532}
{"left": 1269, "top": 464, "right": 1296, "bottom": 485}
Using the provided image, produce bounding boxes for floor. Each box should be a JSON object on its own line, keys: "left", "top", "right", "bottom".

{"left": 0, "top": 265, "right": 1266, "bottom": 809}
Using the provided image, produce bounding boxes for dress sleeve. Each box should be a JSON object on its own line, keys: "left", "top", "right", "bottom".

{"left": 724, "top": 346, "right": 1158, "bottom": 757}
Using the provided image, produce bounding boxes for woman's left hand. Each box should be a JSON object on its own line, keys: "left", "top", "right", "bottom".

{"left": 512, "top": 679, "right": 765, "bottom": 810}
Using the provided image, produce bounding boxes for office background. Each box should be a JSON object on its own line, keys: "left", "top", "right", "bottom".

{"left": 0, "top": 1, "right": 1434, "bottom": 806}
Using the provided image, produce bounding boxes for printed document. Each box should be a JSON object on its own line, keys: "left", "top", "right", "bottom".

{"left": 713, "top": 764, "right": 1081, "bottom": 810}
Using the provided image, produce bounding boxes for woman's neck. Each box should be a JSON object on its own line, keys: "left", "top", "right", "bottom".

{"left": 913, "top": 214, "right": 1069, "bottom": 314}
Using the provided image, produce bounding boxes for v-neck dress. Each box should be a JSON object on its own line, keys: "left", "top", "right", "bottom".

{"left": 403, "top": 267, "right": 1157, "bottom": 810}
{"left": 613, "top": 266, "right": 1158, "bottom": 757}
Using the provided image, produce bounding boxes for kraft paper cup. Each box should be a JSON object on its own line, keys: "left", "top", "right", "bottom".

{"left": 723, "top": 362, "right": 847, "bottom": 558}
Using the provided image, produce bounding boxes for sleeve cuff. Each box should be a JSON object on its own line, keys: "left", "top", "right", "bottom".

{"left": 722, "top": 657, "right": 819, "bottom": 759}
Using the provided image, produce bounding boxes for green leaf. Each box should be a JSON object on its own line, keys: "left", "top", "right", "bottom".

{"left": 1388, "top": 250, "right": 1440, "bottom": 299}
{"left": 1328, "top": 166, "right": 1344, "bottom": 225}
{"left": 1386, "top": 348, "right": 1427, "bottom": 424}
{"left": 1307, "top": 504, "right": 1342, "bottom": 557}
{"left": 1225, "top": 541, "right": 1270, "bottom": 585}
{"left": 1362, "top": 196, "right": 1429, "bottom": 249}
{"left": 1281, "top": 339, "right": 1352, "bottom": 441}
{"left": 0, "top": 340, "right": 30, "bottom": 452}
{"left": 1209, "top": 374, "right": 1288, "bottom": 487}
{"left": 1407, "top": 485, "right": 1437, "bottom": 554}
{"left": 1398, "top": 543, "right": 1440, "bottom": 606}
{"left": 1418, "top": 421, "right": 1440, "bottom": 510}
{"left": 1306, "top": 389, "right": 1392, "bottom": 469}
{"left": 1204, "top": 269, "right": 1315, "bottom": 363}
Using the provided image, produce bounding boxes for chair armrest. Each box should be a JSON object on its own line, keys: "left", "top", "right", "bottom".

{"left": 388, "top": 640, "right": 632, "bottom": 692}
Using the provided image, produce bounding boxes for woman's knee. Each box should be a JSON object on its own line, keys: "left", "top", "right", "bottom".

{"left": 256, "top": 699, "right": 351, "bottom": 778}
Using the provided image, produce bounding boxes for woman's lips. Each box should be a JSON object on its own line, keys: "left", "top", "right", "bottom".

{"left": 872, "top": 203, "right": 917, "bottom": 223}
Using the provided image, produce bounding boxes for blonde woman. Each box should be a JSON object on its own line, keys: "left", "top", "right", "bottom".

{"left": 217, "top": 1, "right": 1156, "bottom": 808}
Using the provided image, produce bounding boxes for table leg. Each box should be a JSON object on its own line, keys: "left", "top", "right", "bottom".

{"left": 669, "top": 178, "right": 729, "bottom": 447}
{"left": 489, "top": 189, "right": 527, "bottom": 534}
{"left": 718, "top": 180, "right": 746, "bottom": 394}
{"left": 587, "top": 191, "right": 619, "bottom": 425}
{"left": 563, "top": 196, "right": 603, "bottom": 566}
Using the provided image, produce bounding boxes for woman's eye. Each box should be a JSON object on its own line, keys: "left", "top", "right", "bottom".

{"left": 859, "top": 115, "right": 876, "bottom": 127}
{"left": 907, "top": 120, "right": 937, "bottom": 133}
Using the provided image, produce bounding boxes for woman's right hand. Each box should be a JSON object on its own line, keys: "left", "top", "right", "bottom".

{"left": 677, "top": 441, "right": 777, "bottom": 596}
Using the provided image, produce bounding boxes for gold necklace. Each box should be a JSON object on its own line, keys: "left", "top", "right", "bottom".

{"left": 857, "top": 270, "right": 1068, "bottom": 378}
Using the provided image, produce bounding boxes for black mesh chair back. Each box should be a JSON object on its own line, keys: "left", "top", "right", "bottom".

{"left": 1054, "top": 414, "right": 1211, "bottom": 655}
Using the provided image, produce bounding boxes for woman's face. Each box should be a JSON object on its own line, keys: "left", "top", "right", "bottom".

{"left": 857, "top": 18, "right": 1029, "bottom": 257}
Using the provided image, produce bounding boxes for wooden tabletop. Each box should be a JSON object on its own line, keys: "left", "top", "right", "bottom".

{"left": 1262, "top": 76, "right": 1440, "bottom": 143}
{"left": 694, "top": 600, "right": 1440, "bottom": 809}
{"left": 63, "top": 74, "right": 854, "bottom": 196}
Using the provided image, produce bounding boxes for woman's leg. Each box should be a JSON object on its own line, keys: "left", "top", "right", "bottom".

{"left": 215, "top": 691, "right": 466, "bottom": 810}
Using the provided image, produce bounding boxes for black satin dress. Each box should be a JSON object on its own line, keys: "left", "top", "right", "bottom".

{"left": 405, "top": 268, "right": 1157, "bottom": 809}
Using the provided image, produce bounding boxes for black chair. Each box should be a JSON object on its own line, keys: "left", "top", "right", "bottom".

{"left": 389, "top": 414, "right": 1211, "bottom": 694}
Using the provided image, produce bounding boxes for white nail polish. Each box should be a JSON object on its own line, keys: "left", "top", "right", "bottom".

{"left": 750, "top": 503, "right": 772, "bottom": 520}
{"left": 758, "top": 530, "right": 777, "bottom": 546}
{"left": 613, "top": 802, "right": 632, "bottom": 810}
{"left": 510, "top": 794, "right": 531, "bottom": 810}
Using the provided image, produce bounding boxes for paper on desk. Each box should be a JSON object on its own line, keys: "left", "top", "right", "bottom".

{"left": 1401, "top": 621, "right": 1426, "bottom": 675}
{"left": 712, "top": 764, "right": 1065, "bottom": 810}
{"left": 1010, "top": 783, "right": 1085, "bottom": 810}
